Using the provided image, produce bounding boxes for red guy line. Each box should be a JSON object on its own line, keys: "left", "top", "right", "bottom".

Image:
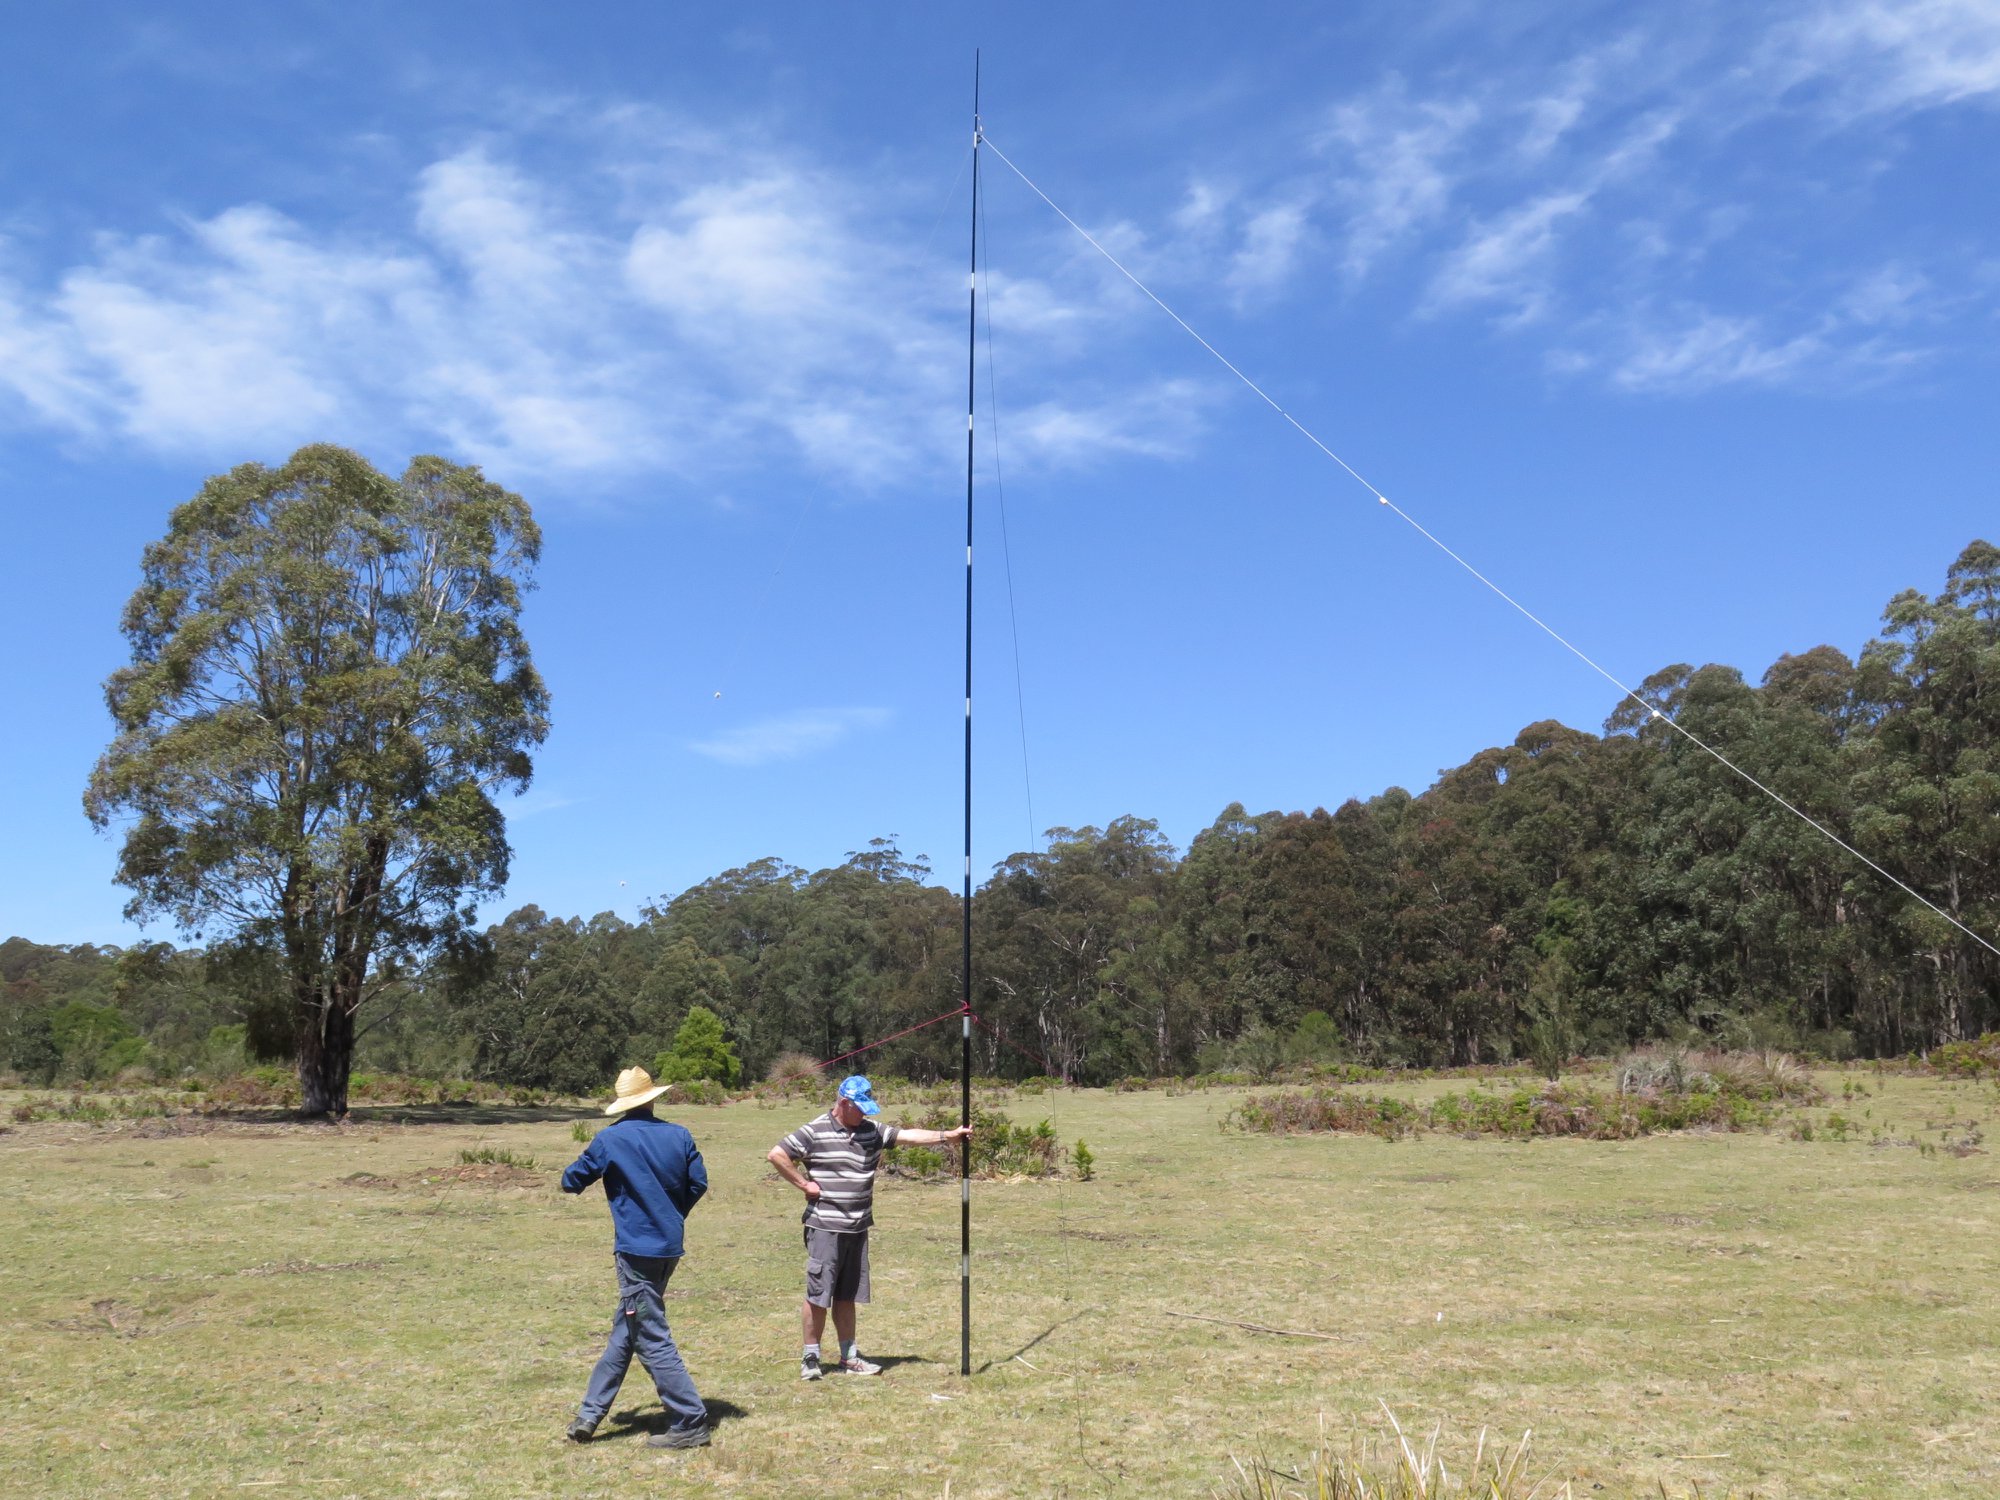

{"left": 765, "top": 1006, "right": 968, "bottom": 1089}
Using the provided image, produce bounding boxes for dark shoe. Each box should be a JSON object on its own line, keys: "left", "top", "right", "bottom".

{"left": 566, "top": 1420, "right": 596, "bottom": 1443}
{"left": 800, "top": 1351, "right": 822, "bottom": 1381}
{"left": 647, "top": 1424, "right": 712, "bottom": 1450}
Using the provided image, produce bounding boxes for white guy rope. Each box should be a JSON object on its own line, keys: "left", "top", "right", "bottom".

{"left": 978, "top": 130, "right": 2000, "bottom": 961}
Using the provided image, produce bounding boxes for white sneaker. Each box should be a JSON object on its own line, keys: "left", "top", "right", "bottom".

{"left": 837, "top": 1351, "right": 883, "bottom": 1376}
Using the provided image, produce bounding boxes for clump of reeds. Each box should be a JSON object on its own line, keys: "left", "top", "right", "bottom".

{"left": 1220, "top": 1406, "right": 1752, "bottom": 1499}
{"left": 760, "top": 1051, "right": 826, "bottom": 1096}
{"left": 1221, "top": 1406, "right": 1563, "bottom": 1499}
{"left": 1616, "top": 1044, "right": 1716, "bottom": 1097}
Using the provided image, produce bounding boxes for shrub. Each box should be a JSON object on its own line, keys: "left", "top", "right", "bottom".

{"left": 571, "top": 1120, "right": 598, "bottom": 1144}
{"left": 664, "top": 1077, "right": 729, "bottom": 1107}
{"left": 1231, "top": 1076, "right": 1786, "bottom": 1142}
{"left": 203, "top": 1072, "right": 300, "bottom": 1109}
{"left": 1931, "top": 1033, "right": 2000, "bottom": 1078}
{"left": 1230, "top": 1091, "right": 1423, "bottom": 1139}
{"left": 1072, "top": 1138, "right": 1094, "bottom": 1181}
{"left": 653, "top": 1006, "right": 741, "bottom": 1087}
{"left": 888, "top": 1103, "right": 1076, "bottom": 1179}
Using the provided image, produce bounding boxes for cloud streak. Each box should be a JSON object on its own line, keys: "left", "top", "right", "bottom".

{"left": 688, "top": 706, "right": 892, "bottom": 767}
{"left": 0, "top": 114, "right": 1209, "bottom": 490}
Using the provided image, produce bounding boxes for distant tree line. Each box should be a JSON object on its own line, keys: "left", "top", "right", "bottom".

{"left": 11, "top": 539, "right": 1994, "bottom": 1092}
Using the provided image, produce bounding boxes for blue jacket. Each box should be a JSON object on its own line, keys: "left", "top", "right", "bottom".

{"left": 562, "top": 1113, "right": 708, "bottom": 1258}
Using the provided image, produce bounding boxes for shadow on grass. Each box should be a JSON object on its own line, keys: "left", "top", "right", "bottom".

{"left": 607, "top": 1397, "right": 750, "bottom": 1436}
{"left": 338, "top": 1104, "right": 594, "bottom": 1127}
{"left": 850, "top": 1354, "right": 934, "bottom": 1373}
{"left": 976, "top": 1308, "right": 1092, "bottom": 1374}
{"left": 134, "top": 1103, "right": 599, "bottom": 1130}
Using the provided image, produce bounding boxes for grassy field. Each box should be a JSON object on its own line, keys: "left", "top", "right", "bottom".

{"left": 2, "top": 1071, "right": 1997, "bottom": 1498}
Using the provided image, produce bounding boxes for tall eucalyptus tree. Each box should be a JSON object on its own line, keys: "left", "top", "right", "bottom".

{"left": 86, "top": 445, "right": 549, "bottom": 1114}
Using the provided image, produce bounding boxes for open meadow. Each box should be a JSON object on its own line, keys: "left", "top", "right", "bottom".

{"left": 3, "top": 1071, "right": 1998, "bottom": 1498}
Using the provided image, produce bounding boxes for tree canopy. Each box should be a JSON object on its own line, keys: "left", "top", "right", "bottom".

{"left": 18, "top": 536, "right": 1994, "bottom": 1098}
{"left": 83, "top": 444, "right": 548, "bottom": 1113}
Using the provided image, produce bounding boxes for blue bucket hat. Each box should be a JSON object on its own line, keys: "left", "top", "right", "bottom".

{"left": 837, "top": 1075, "right": 880, "bottom": 1116}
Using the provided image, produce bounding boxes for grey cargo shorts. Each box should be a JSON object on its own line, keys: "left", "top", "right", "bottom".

{"left": 803, "top": 1226, "right": 870, "bottom": 1307}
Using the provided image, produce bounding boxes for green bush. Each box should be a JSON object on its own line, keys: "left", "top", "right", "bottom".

{"left": 1230, "top": 1072, "right": 1799, "bottom": 1142}
{"left": 653, "top": 1006, "right": 741, "bottom": 1088}
{"left": 1931, "top": 1033, "right": 2000, "bottom": 1077}
{"left": 888, "top": 1103, "right": 1075, "bottom": 1179}
{"left": 665, "top": 1077, "right": 729, "bottom": 1106}
{"left": 1073, "top": 1138, "right": 1094, "bottom": 1181}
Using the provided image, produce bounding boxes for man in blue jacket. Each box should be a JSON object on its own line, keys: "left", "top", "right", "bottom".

{"left": 561, "top": 1066, "right": 710, "bottom": 1449}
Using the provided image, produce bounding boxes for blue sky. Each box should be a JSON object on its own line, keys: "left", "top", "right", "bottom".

{"left": 3, "top": 2, "right": 1997, "bottom": 946}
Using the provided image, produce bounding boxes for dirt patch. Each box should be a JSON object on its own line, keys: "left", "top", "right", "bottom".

{"left": 117, "top": 1115, "right": 358, "bottom": 1141}
{"left": 338, "top": 1163, "right": 547, "bottom": 1192}
{"left": 49, "top": 1297, "right": 202, "bottom": 1338}
{"left": 238, "top": 1258, "right": 385, "bottom": 1277}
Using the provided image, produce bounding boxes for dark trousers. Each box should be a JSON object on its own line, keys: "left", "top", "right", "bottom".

{"left": 578, "top": 1251, "right": 706, "bottom": 1431}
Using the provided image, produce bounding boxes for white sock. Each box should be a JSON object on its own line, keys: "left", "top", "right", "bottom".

{"left": 804, "top": 1342, "right": 820, "bottom": 1359}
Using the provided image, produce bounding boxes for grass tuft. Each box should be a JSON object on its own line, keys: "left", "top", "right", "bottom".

{"left": 457, "top": 1145, "right": 537, "bottom": 1168}
{"left": 1221, "top": 1405, "right": 1756, "bottom": 1499}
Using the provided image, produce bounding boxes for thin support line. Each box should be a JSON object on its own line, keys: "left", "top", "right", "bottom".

{"left": 975, "top": 156, "right": 1042, "bottom": 857}
{"left": 979, "top": 130, "right": 2000, "bottom": 961}
{"left": 764, "top": 1006, "right": 965, "bottom": 1088}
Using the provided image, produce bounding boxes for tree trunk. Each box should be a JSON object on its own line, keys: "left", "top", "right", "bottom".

{"left": 298, "top": 985, "right": 357, "bottom": 1116}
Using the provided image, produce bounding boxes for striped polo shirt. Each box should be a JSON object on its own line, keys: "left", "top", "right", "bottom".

{"left": 776, "top": 1111, "right": 904, "bottom": 1233}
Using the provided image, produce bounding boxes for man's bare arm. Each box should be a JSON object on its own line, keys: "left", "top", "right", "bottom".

{"left": 767, "top": 1146, "right": 821, "bottom": 1200}
{"left": 894, "top": 1125, "right": 973, "bottom": 1147}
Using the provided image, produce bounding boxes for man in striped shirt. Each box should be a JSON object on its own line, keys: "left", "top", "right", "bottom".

{"left": 767, "top": 1074, "right": 972, "bottom": 1380}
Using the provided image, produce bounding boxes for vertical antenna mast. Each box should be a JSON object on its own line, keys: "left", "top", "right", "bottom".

{"left": 959, "top": 49, "right": 980, "bottom": 1382}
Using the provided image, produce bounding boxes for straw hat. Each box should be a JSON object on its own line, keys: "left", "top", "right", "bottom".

{"left": 604, "top": 1066, "right": 671, "bottom": 1115}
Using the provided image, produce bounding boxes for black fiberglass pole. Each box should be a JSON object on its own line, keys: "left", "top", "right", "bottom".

{"left": 960, "top": 51, "right": 979, "bottom": 1382}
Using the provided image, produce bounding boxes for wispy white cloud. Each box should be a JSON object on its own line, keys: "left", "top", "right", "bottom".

{"left": 689, "top": 706, "right": 891, "bottom": 767}
{"left": 1318, "top": 82, "right": 1479, "bottom": 279}
{"left": 1226, "top": 203, "right": 1311, "bottom": 303}
{"left": 1222, "top": 4, "right": 1998, "bottom": 392}
{"left": 509, "top": 790, "right": 584, "bottom": 819}
{"left": 1776, "top": 0, "right": 2000, "bottom": 115}
{"left": 1573, "top": 281, "right": 1937, "bottom": 395}
{"left": 1008, "top": 379, "right": 1212, "bottom": 467}
{"left": 0, "top": 114, "right": 1176, "bottom": 489}
{"left": 1424, "top": 191, "right": 1590, "bottom": 323}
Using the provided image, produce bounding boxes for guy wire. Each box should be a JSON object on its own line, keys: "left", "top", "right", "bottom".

{"left": 975, "top": 158, "right": 1093, "bottom": 1483}
{"left": 978, "top": 130, "right": 2000, "bottom": 962}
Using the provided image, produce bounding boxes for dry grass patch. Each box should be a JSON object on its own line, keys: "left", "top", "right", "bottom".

{"left": 1, "top": 1074, "right": 1996, "bottom": 1496}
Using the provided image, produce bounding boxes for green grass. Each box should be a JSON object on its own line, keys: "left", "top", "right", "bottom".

{"left": 1, "top": 1071, "right": 1997, "bottom": 1497}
